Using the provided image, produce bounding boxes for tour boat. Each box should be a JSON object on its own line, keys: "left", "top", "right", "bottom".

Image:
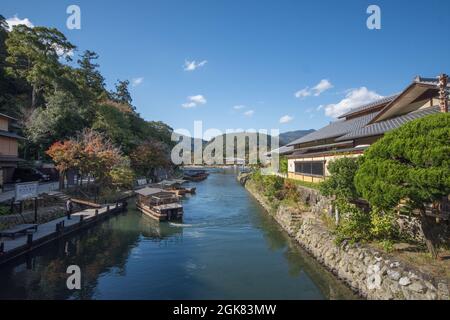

{"left": 135, "top": 187, "right": 183, "bottom": 221}
{"left": 183, "top": 170, "right": 209, "bottom": 182}
{"left": 157, "top": 179, "right": 196, "bottom": 196}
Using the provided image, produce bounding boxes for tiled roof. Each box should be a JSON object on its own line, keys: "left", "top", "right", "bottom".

{"left": 0, "top": 113, "right": 17, "bottom": 121}
{"left": 336, "top": 106, "right": 440, "bottom": 141}
{"left": 287, "top": 146, "right": 368, "bottom": 159}
{"left": 337, "top": 94, "right": 399, "bottom": 119}
{"left": 414, "top": 76, "right": 450, "bottom": 87}
{"left": 0, "top": 130, "right": 24, "bottom": 140}
{"left": 287, "top": 111, "right": 379, "bottom": 146}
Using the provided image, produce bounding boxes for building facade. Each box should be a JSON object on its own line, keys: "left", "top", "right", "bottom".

{"left": 0, "top": 113, "right": 23, "bottom": 190}
{"left": 284, "top": 74, "right": 449, "bottom": 183}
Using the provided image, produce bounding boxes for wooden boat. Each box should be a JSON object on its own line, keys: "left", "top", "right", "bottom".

{"left": 183, "top": 170, "right": 209, "bottom": 182}
{"left": 135, "top": 187, "right": 183, "bottom": 221}
{"left": 157, "top": 179, "right": 196, "bottom": 196}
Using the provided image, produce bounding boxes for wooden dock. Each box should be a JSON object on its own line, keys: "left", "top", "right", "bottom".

{"left": 0, "top": 201, "right": 127, "bottom": 266}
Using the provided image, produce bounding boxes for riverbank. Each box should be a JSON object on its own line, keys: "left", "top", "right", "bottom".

{"left": 238, "top": 172, "right": 450, "bottom": 300}
{"left": 0, "top": 169, "right": 358, "bottom": 299}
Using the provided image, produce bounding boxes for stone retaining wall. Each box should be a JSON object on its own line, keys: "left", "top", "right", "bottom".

{"left": 0, "top": 205, "right": 67, "bottom": 230}
{"left": 239, "top": 173, "right": 450, "bottom": 300}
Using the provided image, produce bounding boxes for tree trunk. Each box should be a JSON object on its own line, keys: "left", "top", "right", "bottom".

{"left": 31, "top": 85, "right": 37, "bottom": 109}
{"left": 59, "top": 171, "right": 65, "bottom": 191}
{"left": 419, "top": 210, "right": 439, "bottom": 259}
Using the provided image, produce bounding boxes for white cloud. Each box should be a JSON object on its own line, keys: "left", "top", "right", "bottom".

{"left": 279, "top": 115, "right": 294, "bottom": 124}
{"left": 244, "top": 110, "right": 254, "bottom": 117}
{"left": 132, "top": 77, "right": 144, "bottom": 87}
{"left": 189, "top": 95, "right": 206, "bottom": 104}
{"left": 316, "top": 104, "right": 324, "bottom": 111}
{"left": 233, "top": 105, "right": 246, "bottom": 110}
{"left": 181, "top": 102, "right": 197, "bottom": 109}
{"left": 323, "top": 87, "right": 383, "bottom": 118}
{"left": 295, "top": 79, "right": 333, "bottom": 98}
{"left": 312, "top": 79, "right": 333, "bottom": 96}
{"left": 183, "top": 60, "right": 208, "bottom": 71}
{"left": 181, "top": 95, "right": 207, "bottom": 108}
{"left": 6, "top": 15, "right": 34, "bottom": 31}
{"left": 294, "top": 88, "right": 311, "bottom": 98}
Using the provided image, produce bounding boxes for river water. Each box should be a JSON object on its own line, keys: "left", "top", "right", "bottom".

{"left": 0, "top": 168, "right": 357, "bottom": 300}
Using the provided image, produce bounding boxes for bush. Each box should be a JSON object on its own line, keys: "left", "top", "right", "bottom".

{"left": 370, "top": 208, "right": 398, "bottom": 240}
{"left": 262, "top": 175, "right": 284, "bottom": 201}
{"left": 320, "top": 157, "right": 359, "bottom": 200}
{"left": 279, "top": 156, "right": 288, "bottom": 174}
{"left": 355, "top": 113, "right": 450, "bottom": 258}
{"left": 334, "top": 200, "right": 399, "bottom": 247}
{"left": 334, "top": 200, "right": 372, "bottom": 244}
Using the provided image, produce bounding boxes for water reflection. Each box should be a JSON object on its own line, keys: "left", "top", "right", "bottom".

{"left": 0, "top": 169, "right": 357, "bottom": 300}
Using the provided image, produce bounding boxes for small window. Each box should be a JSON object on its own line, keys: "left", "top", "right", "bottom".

{"left": 294, "top": 161, "right": 324, "bottom": 177}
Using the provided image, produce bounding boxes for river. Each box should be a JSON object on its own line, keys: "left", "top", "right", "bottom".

{"left": 0, "top": 168, "right": 357, "bottom": 300}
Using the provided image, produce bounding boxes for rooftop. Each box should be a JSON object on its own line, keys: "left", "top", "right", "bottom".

{"left": 337, "top": 94, "right": 399, "bottom": 119}
{"left": 336, "top": 105, "right": 441, "bottom": 141}
{"left": 135, "top": 187, "right": 166, "bottom": 196}
{"left": 287, "top": 111, "right": 378, "bottom": 146}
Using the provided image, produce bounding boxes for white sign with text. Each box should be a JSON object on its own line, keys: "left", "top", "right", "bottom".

{"left": 15, "top": 182, "right": 39, "bottom": 201}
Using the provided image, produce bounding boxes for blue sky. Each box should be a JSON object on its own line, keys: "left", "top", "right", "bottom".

{"left": 2, "top": 0, "right": 450, "bottom": 138}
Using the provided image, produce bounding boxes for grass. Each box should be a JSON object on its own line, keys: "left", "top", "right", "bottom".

{"left": 286, "top": 178, "right": 321, "bottom": 190}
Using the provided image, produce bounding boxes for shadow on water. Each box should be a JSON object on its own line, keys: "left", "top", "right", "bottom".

{"left": 0, "top": 168, "right": 358, "bottom": 300}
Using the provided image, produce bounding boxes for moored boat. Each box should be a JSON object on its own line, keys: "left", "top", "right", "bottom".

{"left": 183, "top": 169, "right": 209, "bottom": 182}
{"left": 135, "top": 187, "right": 183, "bottom": 221}
{"left": 157, "top": 179, "right": 196, "bottom": 196}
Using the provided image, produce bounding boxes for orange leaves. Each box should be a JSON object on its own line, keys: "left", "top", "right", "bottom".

{"left": 46, "top": 129, "right": 125, "bottom": 183}
{"left": 46, "top": 140, "right": 83, "bottom": 173}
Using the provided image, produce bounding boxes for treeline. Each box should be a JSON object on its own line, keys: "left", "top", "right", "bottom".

{"left": 0, "top": 15, "right": 174, "bottom": 180}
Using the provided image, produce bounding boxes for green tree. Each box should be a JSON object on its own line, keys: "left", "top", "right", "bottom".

{"left": 279, "top": 156, "right": 288, "bottom": 174}
{"left": 26, "top": 90, "right": 86, "bottom": 158}
{"left": 110, "top": 80, "right": 134, "bottom": 110}
{"left": 320, "top": 157, "right": 359, "bottom": 200}
{"left": 130, "top": 139, "right": 171, "bottom": 178}
{"left": 77, "top": 51, "right": 104, "bottom": 92}
{"left": 91, "top": 101, "right": 135, "bottom": 152}
{"left": 5, "top": 25, "right": 75, "bottom": 108}
{"left": 355, "top": 113, "right": 450, "bottom": 258}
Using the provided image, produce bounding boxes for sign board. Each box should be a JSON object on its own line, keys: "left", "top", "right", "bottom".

{"left": 15, "top": 182, "right": 39, "bottom": 201}
{"left": 137, "top": 178, "right": 147, "bottom": 186}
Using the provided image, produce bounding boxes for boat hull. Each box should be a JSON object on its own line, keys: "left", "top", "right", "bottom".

{"left": 136, "top": 203, "right": 183, "bottom": 222}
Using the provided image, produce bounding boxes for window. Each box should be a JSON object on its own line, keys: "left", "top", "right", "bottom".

{"left": 294, "top": 161, "right": 325, "bottom": 177}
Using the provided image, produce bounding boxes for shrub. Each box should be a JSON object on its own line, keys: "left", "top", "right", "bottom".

{"left": 333, "top": 200, "right": 399, "bottom": 247}
{"left": 370, "top": 208, "right": 398, "bottom": 240}
{"left": 279, "top": 156, "right": 288, "bottom": 174}
{"left": 355, "top": 113, "right": 450, "bottom": 258}
{"left": 320, "top": 157, "right": 359, "bottom": 200}
{"left": 262, "top": 175, "right": 284, "bottom": 201}
{"left": 334, "top": 200, "right": 372, "bottom": 244}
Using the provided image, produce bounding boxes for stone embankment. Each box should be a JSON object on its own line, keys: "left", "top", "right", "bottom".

{"left": 238, "top": 173, "right": 450, "bottom": 300}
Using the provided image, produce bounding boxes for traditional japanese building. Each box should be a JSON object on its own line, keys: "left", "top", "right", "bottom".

{"left": 284, "top": 74, "right": 449, "bottom": 183}
{"left": 0, "top": 113, "right": 23, "bottom": 189}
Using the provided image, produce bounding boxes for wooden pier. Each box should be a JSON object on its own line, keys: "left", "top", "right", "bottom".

{"left": 0, "top": 201, "right": 127, "bottom": 266}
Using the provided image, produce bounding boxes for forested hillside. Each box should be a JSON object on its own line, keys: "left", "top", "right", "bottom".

{"left": 0, "top": 15, "right": 174, "bottom": 180}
